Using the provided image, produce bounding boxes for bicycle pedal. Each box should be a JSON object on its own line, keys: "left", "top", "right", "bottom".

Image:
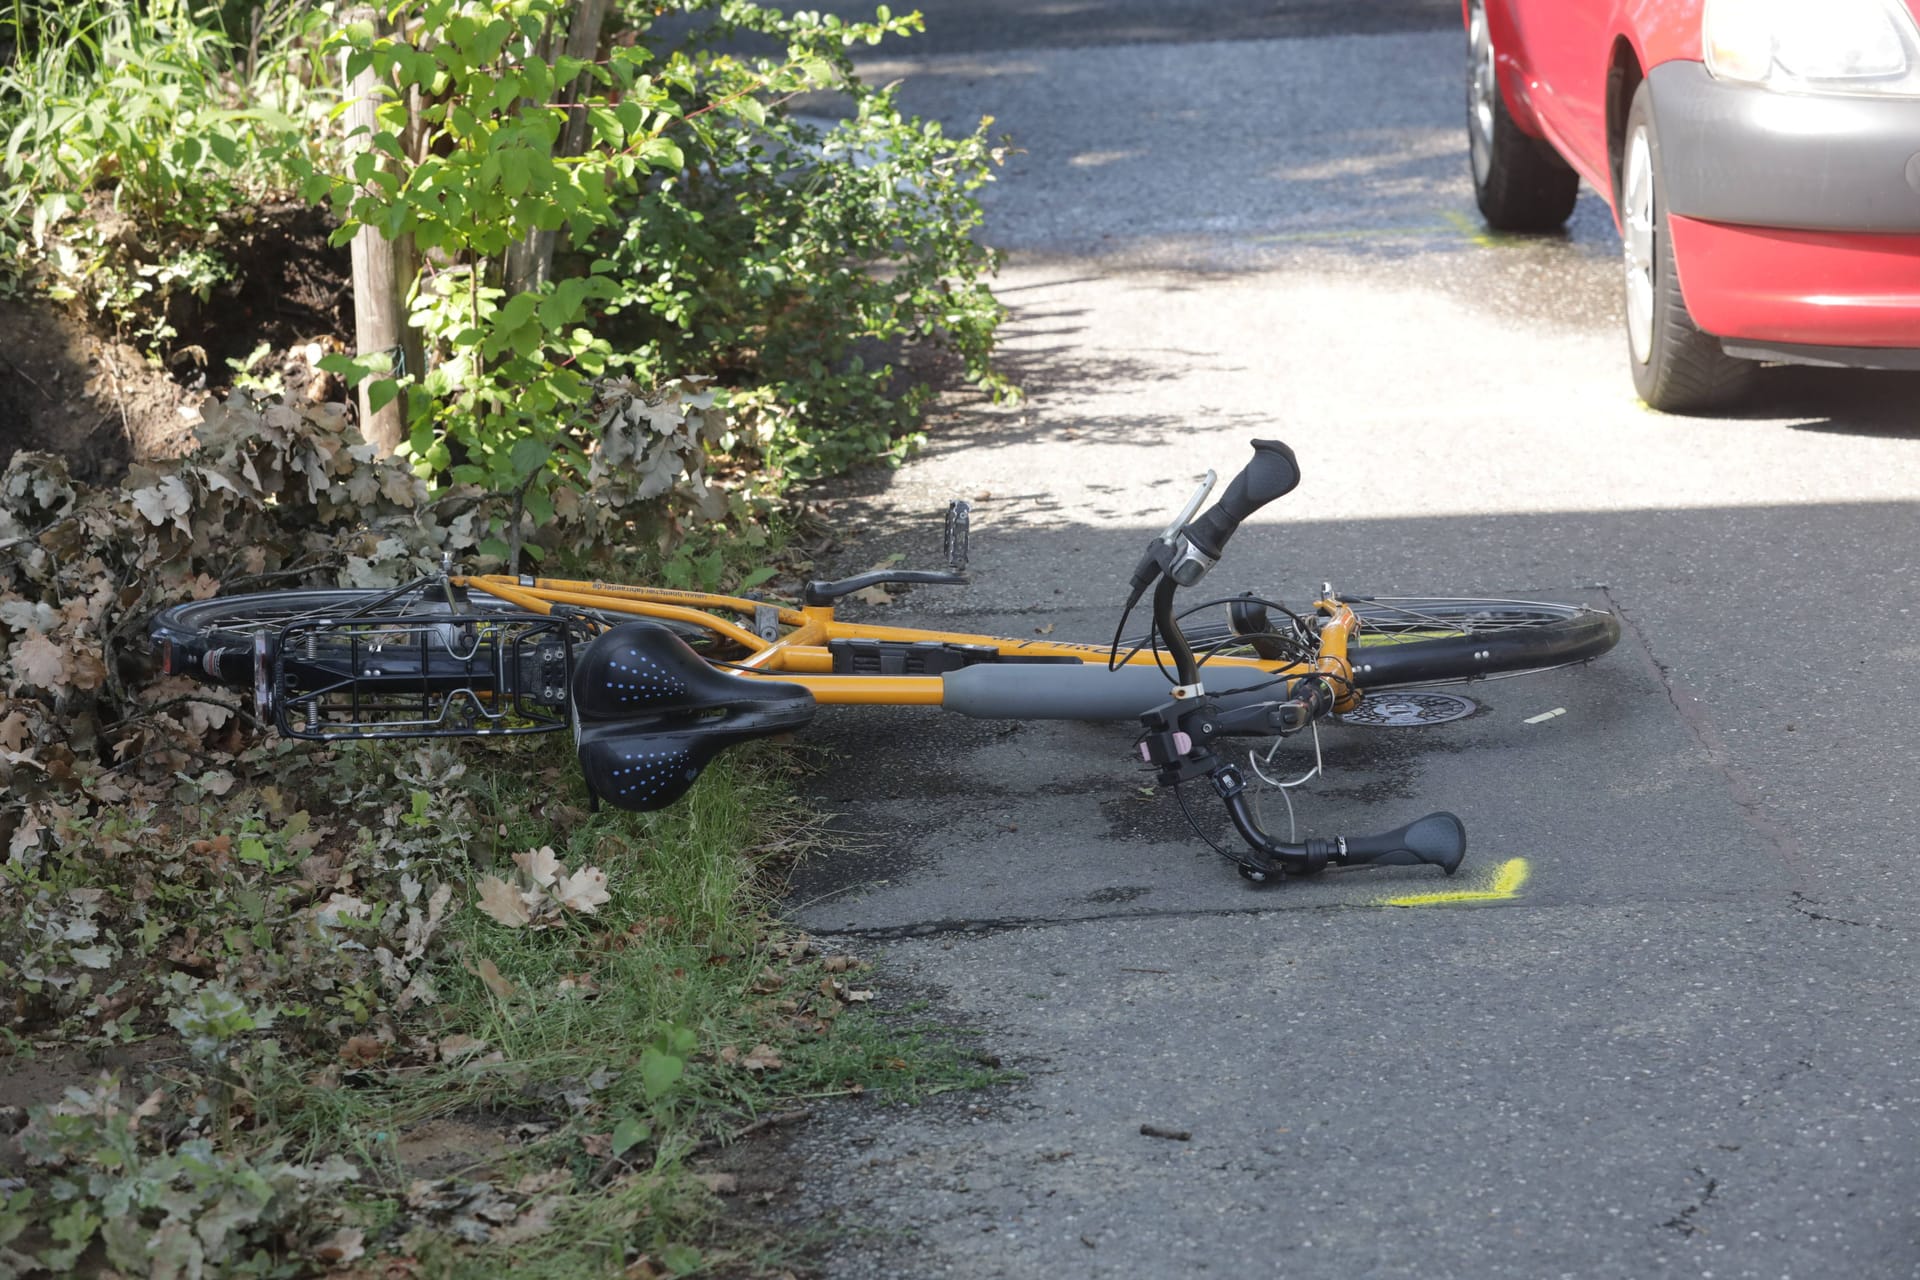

{"left": 945, "top": 500, "right": 971, "bottom": 571}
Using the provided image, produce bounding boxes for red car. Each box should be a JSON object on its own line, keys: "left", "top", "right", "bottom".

{"left": 1464, "top": 0, "right": 1920, "bottom": 410}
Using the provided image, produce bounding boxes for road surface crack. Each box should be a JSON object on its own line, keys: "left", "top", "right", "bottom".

{"left": 1602, "top": 586, "right": 1804, "bottom": 873}
{"left": 1661, "top": 1168, "right": 1719, "bottom": 1236}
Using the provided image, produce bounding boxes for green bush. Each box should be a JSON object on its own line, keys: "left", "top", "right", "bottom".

{"left": 0, "top": 0, "right": 332, "bottom": 344}
{"left": 1, "top": 0, "right": 1010, "bottom": 496}
{"left": 598, "top": 2, "right": 1011, "bottom": 478}
{"left": 311, "top": 0, "right": 1009, "bottom": 500}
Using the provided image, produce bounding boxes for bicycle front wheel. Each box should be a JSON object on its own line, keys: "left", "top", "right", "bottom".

{"left": 1343, "top": 597, "right": 1620, "bottom": 688}
{"left": 1175, "top": 595, "right": 1620, "bottom": 690}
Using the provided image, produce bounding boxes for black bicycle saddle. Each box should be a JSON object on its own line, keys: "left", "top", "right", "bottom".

{"left": 572, "top": 621, "right": 815, "bottom": 811}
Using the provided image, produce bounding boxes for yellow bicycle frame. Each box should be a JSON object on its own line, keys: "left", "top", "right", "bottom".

{"left": 454, "top": 575, "right": 1364, "bottom": 714}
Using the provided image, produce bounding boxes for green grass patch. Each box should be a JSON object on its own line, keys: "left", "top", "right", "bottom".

{"left": 0, "top": 734, "right": 999, "bottom": 1277}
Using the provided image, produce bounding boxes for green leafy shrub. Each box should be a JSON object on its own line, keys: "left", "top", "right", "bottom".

{"left": 6, "top": 1076, "right": 359, "bottom": 1276}
{"left": 310, "top": 0, "right": 1008, "bottom": 505}
{"left": 0, "top": 0, "right": 334, "bottom": 345}
{"left": 601, "top": 4, "right": 1011, "bottom": 477}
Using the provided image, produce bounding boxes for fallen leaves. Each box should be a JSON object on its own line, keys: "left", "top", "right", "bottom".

{"left": 476, "top": 846, "right": 612, "bottom": 929}
{"left": 402, "top": 1172, "right": 569, "bottom": 1246}
{"left": 474, "top": 875, "right": 532, "bottom": 928}
{"left": 466, "top": 956, "right": 517, "bottom": 1001}
{"left": 10, "top": 633, "right": 69, "bottom": 690}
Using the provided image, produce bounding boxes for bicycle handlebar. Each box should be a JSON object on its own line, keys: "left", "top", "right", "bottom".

{"left": 1130, "top": 441, "right": 1468, "bottom": 885}
{"left": 1182, "top": 440, "right": 1301, "bottom": 560}
{"left": 1216, "top": 771, "right": 1466, "bottom": 877}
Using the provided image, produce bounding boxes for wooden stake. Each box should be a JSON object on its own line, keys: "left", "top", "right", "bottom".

{"left": 344, "top": 5, "right": 409, "bottom": 456}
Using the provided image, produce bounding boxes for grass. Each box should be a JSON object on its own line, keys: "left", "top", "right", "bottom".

{"left": 0, "top": 732, "right": 1002, "bottom": 1277}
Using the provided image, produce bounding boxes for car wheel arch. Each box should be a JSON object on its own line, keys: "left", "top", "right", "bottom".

{"left": 1470, "top": 0, "right": 1547, "bottom": 133}
{"left": 1605, "top": 38, "right": 1645, "bottom": 219}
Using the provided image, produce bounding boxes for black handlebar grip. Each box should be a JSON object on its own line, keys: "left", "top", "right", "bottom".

{"left": 1183, "top": 440, "right": 1302, "bottom": 560}
{"left": 1341, "top": 812, "right": 1466, "bottom": 875}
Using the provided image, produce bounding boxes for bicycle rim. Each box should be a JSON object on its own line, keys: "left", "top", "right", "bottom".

{"left": 1165, "top": 596, "right": 1620, "bottom": 690}
{"left": 154, "top": 584, "right": 729, "bottom": 651}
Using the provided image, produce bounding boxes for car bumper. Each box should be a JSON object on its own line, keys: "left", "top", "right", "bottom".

{"left": 1666, "top": 216, "right": 1920, "bottom": 351}
{"left": 1649, "top": 61, "right": 1920, "bottom": 354}
{"left": 1649, "top": 61, "right": 1920, "bottom": 234}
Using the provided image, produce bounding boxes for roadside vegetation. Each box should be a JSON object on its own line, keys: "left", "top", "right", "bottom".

{"left": 0, "top": 1, "right": 1009, "bottom": 1274}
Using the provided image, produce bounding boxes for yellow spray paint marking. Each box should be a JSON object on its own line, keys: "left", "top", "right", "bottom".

{"left": 1380, "top": 857, "right": 1529, "bottom": 908}
{"left": 1247, "top": 212, "right": 1507, "bottom": 249}
{"left": 1250, "top": 223, "right": 1456, "bottom": 245}
{"left": 1439, "top": 208, "right": 1519, "bottom": 248}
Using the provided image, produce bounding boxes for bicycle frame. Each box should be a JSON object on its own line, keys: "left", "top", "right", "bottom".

{"left": 453, "top": 574, "right": 1366, "bottom": 714}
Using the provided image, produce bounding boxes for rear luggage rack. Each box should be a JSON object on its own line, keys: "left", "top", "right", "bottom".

{"left": 269, "top": 613, "right": 586, "bottom": 740}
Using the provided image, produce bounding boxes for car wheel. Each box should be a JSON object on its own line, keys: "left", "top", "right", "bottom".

{"left": 1467, "top": 0, "right": 1578, "bottom": 231}
{"left": 1621, "top": 81, "right": 1755, "bottom": 412}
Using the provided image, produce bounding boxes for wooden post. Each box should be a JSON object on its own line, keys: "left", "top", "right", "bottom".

{"left": 504, "top": 0, "right": 612, "bottom": 296}
{"left": 344, "top": 5, "right": 408, "bottom": 455}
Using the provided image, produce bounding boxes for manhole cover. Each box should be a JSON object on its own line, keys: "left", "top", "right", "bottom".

{"left": 1343, "top": 691, "right": 1478, "bottom": 727}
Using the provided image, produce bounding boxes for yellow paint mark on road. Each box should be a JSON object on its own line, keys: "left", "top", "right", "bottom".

{"left": 1439, "top": 208, "right": 1518, "bottom": 248}
{"left": 1249, "top": 223, "right": 1456, "bottom": 245}
{"left": 1246, "top": 211, "right": 1505, "bottom": 249}
{"left": 1381, "top": 857, "right": 1529, "bottom": 908}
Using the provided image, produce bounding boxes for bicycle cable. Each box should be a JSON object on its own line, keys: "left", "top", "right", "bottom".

{"left": 1248, "top": 716, "right": 1326, "bottom": 844}
{"left": 1110, "top": 594, "right": 1313, "bottom": 675}
{"left": 1172, "top": 778, "right": 1264, "bottom": 870}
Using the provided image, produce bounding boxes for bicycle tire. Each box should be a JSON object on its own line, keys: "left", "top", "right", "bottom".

{"left": 151, "top": 584, "right": 727, "bottom": 689}
{"left": 150, "top": 587, "right": 544, "bottom": 688}
{"left": 1163, "top": 596, "right": 1620, "bottom": 691}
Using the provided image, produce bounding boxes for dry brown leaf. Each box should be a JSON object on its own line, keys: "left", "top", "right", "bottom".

{"left": 553, "top": 866, "right": 610, "bottom": 915}
{"left": 490, "top": 1198, "right": 561, "bottom": 1246}
{"left": 67, "top": 652, "right": 107, "bottom": 691}
{"left": 469, "top": 956, "right": 517, "bottom": 1000}
{"left": 437, "top": 1034, "right": 488, "bottom": 1063}
{"left": 475, "top": 875, "right": 532, "bottom": 927}
{"left": 512, "top": 844, "right": 563, "bottom": 888}
{"left": 313, "top": 892, "right": 371, "bottom": 928}
{"left": 0, "top": 710, "right": 28, "bottom": 752}
{"left": 7, "top": 810, "right": 44, "bottom": 860}
{"left": 312, "top": 1227, "right": 366, "bottom": 1266}
{"left": 11, "top": 634, "right": 69, "bottom": 690}
{"left": 339, "top": 1035, "right": 387, "bottom": 1067}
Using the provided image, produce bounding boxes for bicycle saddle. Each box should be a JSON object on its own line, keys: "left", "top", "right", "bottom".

{"left": 572, "top": 621, "right": 816, "bottom": 811}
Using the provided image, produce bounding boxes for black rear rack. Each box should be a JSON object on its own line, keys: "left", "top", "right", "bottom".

{"left": 270, "top": 613, "right": 586, "bottom": 740}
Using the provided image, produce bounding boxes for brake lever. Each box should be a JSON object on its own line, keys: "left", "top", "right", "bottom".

{"left": 1159, "top": 470, "right": 1217, "bottom": 544}
{"left": 1123, "top": 470, "right": 1219, "bottom": 606}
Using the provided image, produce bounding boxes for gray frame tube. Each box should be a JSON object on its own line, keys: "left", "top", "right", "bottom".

{"left": 941, "top": 663, "right": 1285, "bottom": 720}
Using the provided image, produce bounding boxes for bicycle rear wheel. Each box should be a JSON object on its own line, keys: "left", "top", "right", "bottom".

{"left": 1174, "top": 595, "right": 1620, "bottom": 690}
{"left": 151, "top": 585, "right": 544, "bottom": 688}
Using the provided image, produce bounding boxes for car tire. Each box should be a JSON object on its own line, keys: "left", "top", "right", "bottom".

{"left": 1467, "top": 0, "right": 1579, "bottom": 231}
{"left": 1621, "top": 81, "right": 1756, "bottom": 412}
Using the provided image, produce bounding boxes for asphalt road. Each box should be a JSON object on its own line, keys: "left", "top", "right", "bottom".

{"left": 774, "top": 5, "right": 1920, "bottom": 1277}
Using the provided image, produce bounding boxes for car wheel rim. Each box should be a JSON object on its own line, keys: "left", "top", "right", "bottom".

{"left": 1468, "top": 1, "right": 1496, "bottom": 185}
{"left": 1623, "top": 127, "right": 1656, "bottom": 365}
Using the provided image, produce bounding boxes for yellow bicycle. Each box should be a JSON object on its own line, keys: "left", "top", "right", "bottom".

{"left": 151, "top": 442, "right": 1620, "bottom": 883}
